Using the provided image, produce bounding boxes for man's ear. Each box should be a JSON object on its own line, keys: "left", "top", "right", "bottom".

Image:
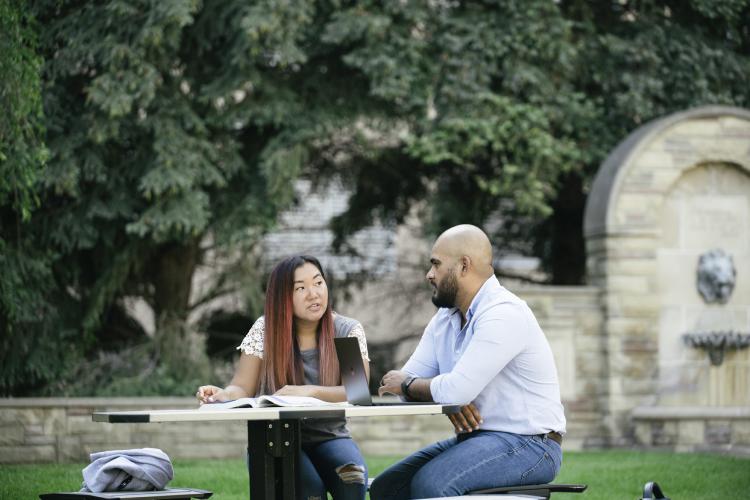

{"left": 460, "top": 256, "right": 471, "bottom": 275}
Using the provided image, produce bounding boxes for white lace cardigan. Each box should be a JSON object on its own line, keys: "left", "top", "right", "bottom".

{"left": 237, "top": 315, "right": 370, "bottom": 361}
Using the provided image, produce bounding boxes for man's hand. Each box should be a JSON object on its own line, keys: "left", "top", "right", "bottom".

{"left": 448, "top": 403, "right": 483, "bottom": 433}
{"left": 378, "top": 370, "right": 409, "bottom": 397}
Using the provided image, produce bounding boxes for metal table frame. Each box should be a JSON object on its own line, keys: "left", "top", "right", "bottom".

{"left": 93, "top": 405, "right": 459, "bottom": 500}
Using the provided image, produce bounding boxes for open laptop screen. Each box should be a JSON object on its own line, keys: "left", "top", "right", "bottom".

{"left": 334, "top": 337, "right": 437, "bottom": 406}
{"left": 334, "top": 337, "right": 374, "bottom": 405}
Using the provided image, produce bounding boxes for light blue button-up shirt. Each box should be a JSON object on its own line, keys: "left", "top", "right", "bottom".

{"left": 403, "top": 275, "right": 566, "bottom": 435}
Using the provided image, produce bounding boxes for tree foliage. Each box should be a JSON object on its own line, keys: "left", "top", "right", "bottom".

{"left": 316, "top": 1, "right": 594, "bottom": 279}
{"left": 2, "top": 0, "right": 749, "bottom": 394}
{"left": 323, "top": 0, "right": 750, "bottom": 283}
{"left": 0, "top": 0, "right": 47, "bottom": 216}
{"left": 0, "top": 0, "right": 59, "bottom": 394}
{"left": 2, "top": 0, "right": 386, "bottom": 395}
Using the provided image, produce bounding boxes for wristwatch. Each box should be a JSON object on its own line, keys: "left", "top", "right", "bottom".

{"left": 401, "top": 376, "right": 417, "bottom": 401}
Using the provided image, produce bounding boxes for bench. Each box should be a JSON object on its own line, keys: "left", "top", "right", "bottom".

{"left": 366, "top": 478, "right": 586, "bottom": 498}
{"left": 39, "top": 488, "right": 213, "bottom": 499}
{"left": 467, "top": 484, "right": 587, "bottom": 498}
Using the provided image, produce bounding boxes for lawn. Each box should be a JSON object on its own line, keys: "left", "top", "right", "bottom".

{"left": 3, "top": 451, "right": 749, "bottom": 499}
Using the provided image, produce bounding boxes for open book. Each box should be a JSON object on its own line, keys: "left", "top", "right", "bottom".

{"left": 199, "top": 395, "right": 350, "bottom": 410}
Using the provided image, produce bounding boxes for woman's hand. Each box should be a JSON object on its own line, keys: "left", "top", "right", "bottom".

{"left": 196, "top": 385, "right": 231, "bottom": 405}
{"left": 274, "top": 385, "right": 315, "bottom": 397}
{"left": 448, "top": 403, "right": 483, "bottom": 433}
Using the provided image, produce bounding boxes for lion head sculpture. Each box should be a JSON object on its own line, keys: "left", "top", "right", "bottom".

{"left": 696, "top": 249, "right": 736, "bottom": 304}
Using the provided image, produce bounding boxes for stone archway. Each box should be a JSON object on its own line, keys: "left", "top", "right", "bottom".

{"left": 584, "top": 106, "right": 750, "bottom": 447}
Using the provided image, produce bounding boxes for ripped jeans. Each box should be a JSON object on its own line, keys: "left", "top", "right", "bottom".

{"left": 369, "top": 431, "right": 561, "bottom": 499}
{"left": 300, "top": 436, "right": 368, "bottom": 500}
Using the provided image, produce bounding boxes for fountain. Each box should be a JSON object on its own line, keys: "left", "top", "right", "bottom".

{"left": 683, "top": 330, "right": 750, "bottom": 366}
{"left": 682, "top": 249, "right": 750, "bottom": 366}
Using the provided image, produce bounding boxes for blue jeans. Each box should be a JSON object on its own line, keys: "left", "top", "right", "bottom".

{"left": 299, "top": 437, "right": 368, "bottom": 500}
{"left": 369, "top": 431, "right": 562, "bottom": 499}
{"left": 248, "top": 436, "right": 367, "bottom": 500}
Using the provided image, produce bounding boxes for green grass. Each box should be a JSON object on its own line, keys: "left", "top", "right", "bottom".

{"left": 3, "top": 451, "right": 749, "bottom": 499}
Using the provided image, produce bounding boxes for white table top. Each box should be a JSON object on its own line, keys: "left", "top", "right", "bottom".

{"left": 93, "top": 403, "right": 459, "bottom": 423}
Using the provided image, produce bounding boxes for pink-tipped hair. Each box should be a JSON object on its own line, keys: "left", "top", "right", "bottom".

{"left": 260, "top": 255, "right": 339, "bottom": 394}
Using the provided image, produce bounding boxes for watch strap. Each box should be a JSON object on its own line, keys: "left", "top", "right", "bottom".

{"left": 401, "top": 376, "right": 417, "bottom": 401}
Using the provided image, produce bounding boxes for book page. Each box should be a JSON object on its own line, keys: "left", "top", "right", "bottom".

{"left": 258, "top": 395, "right": 350, "bottom": 407}
{"left": 198, "top": 397, "right": 259, "bottom": 410}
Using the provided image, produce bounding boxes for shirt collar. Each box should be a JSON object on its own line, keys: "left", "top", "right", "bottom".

{"left": 466, "top": 275, "right": 500, "bottom": 323}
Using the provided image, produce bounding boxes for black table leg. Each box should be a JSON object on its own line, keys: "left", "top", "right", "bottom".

{"left": 247, "top": 419, "right": 301, "bottom": 500}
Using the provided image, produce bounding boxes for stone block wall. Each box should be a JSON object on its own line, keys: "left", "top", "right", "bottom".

{"left": 0, "top": 288, "right": 610, "bottom": 465}
{"left": 263, "top": 178, "right": 397, "bottom": 278}
{"left": 632, "top": 406, "right": 750, "bottom": 456}
{"left": 344, "top": 280, "right": 610, "bottom": 450}
{"left": 0, "top": 398, "right": 246, "bottom": 464}
{"left": 515, "top": 285, "right": 609, "bottom": 449}
{"left": 0, "top": 398, "right": 454, "bottom": 464}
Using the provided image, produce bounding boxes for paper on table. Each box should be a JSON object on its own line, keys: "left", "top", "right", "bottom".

{"left": 199, "top": 395, "right": 350, "bottom": 410}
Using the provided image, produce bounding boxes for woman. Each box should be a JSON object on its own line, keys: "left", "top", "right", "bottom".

{"left": 196, "top": 255, "right": 369, "bottom": 500}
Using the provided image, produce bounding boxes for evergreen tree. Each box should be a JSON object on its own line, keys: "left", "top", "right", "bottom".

{"left": 3, "top": 0, "right": 383, "bottom": 395}
{"left": 0, "top": 0, "right": 58, "bottom": 394}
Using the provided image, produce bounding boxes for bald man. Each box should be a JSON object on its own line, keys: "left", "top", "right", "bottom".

{"left": 371, "top": 225, "right": 566, "bottom": 499}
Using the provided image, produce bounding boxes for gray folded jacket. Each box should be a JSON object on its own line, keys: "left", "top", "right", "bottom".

{"left": 80, "top": 448, "right": 174, "bottom": 493}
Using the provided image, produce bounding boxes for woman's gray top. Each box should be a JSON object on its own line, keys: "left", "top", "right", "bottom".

{"left": 237, "top": 313, "right": 369, "bottom": 445}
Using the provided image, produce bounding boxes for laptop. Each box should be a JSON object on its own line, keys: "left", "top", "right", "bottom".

{"left": 334, "top": 337, "right": 435, "bottom": 406}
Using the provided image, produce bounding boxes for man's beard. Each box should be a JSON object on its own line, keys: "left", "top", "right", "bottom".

{"left": 431, "top": 269, "right": 458, "bottom": 308}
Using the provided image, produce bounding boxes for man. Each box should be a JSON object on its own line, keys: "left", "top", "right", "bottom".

{"left": 371, "top": 224, "right": 566, "bottom": 499}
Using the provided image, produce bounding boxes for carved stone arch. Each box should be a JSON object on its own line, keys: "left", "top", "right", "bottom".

{"left": 583, "top": 106, "right": 750, "bottom": 445}
{"left": 585, "top": 106, "right": 750, "bottom": 240}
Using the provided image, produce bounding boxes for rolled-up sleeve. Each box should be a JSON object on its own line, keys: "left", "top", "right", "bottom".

{"left": 430, "top": 304, "right": 527, "bottom": 404}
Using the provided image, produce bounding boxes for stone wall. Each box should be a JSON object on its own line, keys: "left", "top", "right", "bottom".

{"left": 263, "top": 179, "right": 398, "bottom": 279}
{"left": 1, "top": 284, "right": 608, "bottom": 465}
{"left": 1, "top": 398, "right": 240, "bottom": 464}
{"left": 0, "top": 398, "right": 455, "bottom": 464}
{"left": 338, "top": 261, "right": 608, "bottom": 450}
{"left": 515, "top": 285, "right": 608, "bottom": 449}
{"left": 632, "top": 406, "right": 750, "bottom": 456}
